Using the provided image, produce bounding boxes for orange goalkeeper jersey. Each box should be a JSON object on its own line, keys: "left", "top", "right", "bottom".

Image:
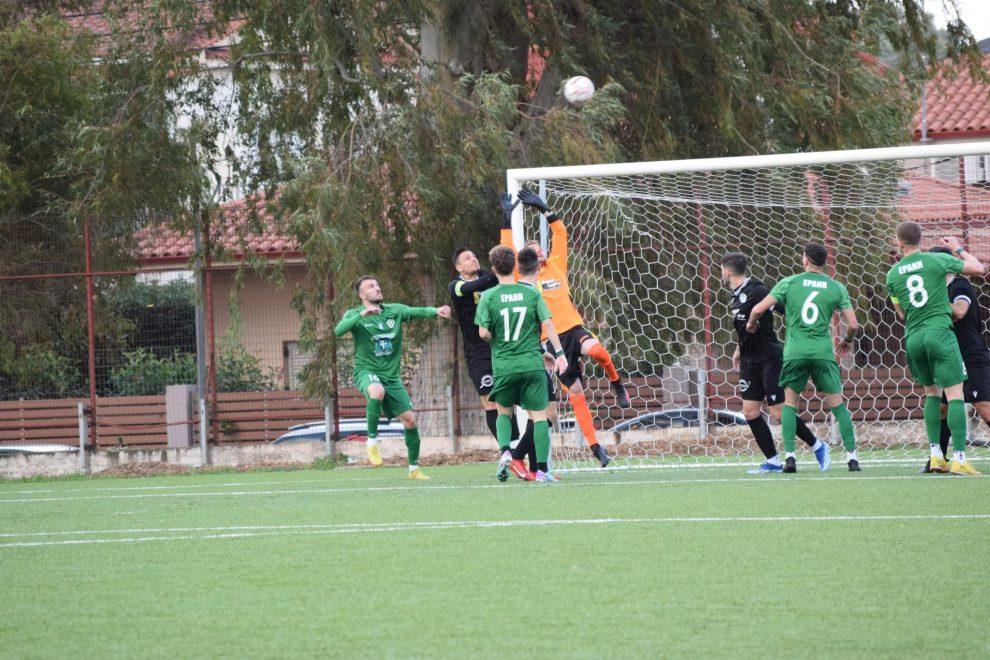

{"left": 500, "top": 219, "right": 584, "bottom": 338}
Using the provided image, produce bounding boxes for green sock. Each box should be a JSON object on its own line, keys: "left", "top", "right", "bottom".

{"left": 947, "top": 399, "right": 967, "bottom": 453}
{"left": 781, "top": 405, "right": 797, "bottom": 453}
{"left": 404, "top": 426, "right": 421, "bottom": 466}
{"left": 831, "top": 403, "right": 856, "bottom": 452}
{"left": 495, "top": 415, "right": 512, "bottom": 452}
{"left": 924, "top": 396, "right": 942, "bottom": 445}
{"left": 534, "top": 420, "right": 550, "bottom": 463}
{"left": 366, "top": 398, "right": 382, "bottom": 438}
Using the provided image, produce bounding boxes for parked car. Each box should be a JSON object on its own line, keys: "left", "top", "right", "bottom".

{"left": 272, "top": 418, "right": 405, "bottom": 444}
{"left": 0, "top": 444, "right": 79, "bottom": 455}
{"left": 557, "top": 408, "right": 746, "bottom": 433}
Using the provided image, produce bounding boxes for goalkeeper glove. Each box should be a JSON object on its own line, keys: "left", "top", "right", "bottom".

{"left": 500, "top": 193, "right": 519, "bottom": 229}
{"left": 517, "top": 189, "right": 551, "bottom": 214}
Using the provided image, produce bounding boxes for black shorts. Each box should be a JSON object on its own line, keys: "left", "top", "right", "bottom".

{"left": 553, "top": 326, "right": 595, "bottom": 389}
{"left": 739, "top": 357, "right": 785, "bottom": 405}
{"left": 466, "top": 354, "right": 494, "bottom": 396}
{"left": 943, "top": 353, "right": 990, "bottom": 404}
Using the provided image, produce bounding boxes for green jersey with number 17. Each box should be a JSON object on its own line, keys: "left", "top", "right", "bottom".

{"left": 770, "top": 272, "right": 852, "bottom": 361}
{"left": 475, "top": 282, "right": 551, "bottom": 376}
{"left": 885, "top": 251, "right": 964, "bottom": 337}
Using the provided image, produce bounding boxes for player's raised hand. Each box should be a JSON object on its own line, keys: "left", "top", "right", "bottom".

{"left": 554, "top": 355, "right": 568, "bottom": 375}
{"left": 361, "top": 305, "right": 382, "bottom": 317}
{"left": 436, "top": 305, "right": 451, "bottom": 319}
{"left": 500, "top": 193, "right": 519, "bottom": 229}
{"left": 941, "top": 236, "right": 963, "bottom": 252}
{"left": 517, "top": 189, "right": 551, "bottom": 214}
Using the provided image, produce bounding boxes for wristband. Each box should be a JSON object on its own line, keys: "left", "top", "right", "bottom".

{"left": 955, "top": 247, "right": 965, "bottom": 255}
{"left": 547, "top": 213, "right": 560, "bottom": 223}
{"left": 554, "top": 348, "right": 564, "bottom": 357}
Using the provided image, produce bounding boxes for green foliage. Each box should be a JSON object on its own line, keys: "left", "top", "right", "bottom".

{"left": 105, "top": 280, "right": 197, "bottom": 355}
{"left": 109, "top": 349, "right": 197, "bottom": 396}
{"left": 0, "top": 348, "right": 85, "bottom": 400}
{"left": 215, "top": 345, "right": 277, "bottom": 393}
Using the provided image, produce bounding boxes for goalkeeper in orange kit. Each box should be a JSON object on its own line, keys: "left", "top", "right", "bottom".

{"left": 500, "top": 189, "right": 631, "bottom": 467}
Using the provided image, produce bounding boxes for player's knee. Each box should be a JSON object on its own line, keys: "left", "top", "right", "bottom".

{"left": 398, "top": 410, "right": 416, "bottom": 428}
{"left": 567, "top": 380, "right": 585, "bottom": 396}
{"left": 495, "top": 404, "right": 512, "bottom": 416}
{"left": 367, "top": 384, "right": 385, "bottom": 400}
{"left": 976, "top": 402, "right": 990, "bottom": 421}
{"left": 825, "top": 393, "right": 844, "bottom": 409}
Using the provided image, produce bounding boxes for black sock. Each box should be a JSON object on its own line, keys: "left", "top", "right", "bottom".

{"left": 746, "top": 416, "right": 777, "bottom": 460}
{"left": 512, "top": 420, "right": 535, "bottom": 461}
{"left": 485, "top": 409, "right": 499, "bottom": 441}
{"left": 537, "top": 461, "right": 549, "bottom": 472}
{"left": 939, "top": 417, "right": 951, "bottom": 457}
{"left": 510, "top": 413, "right": 520, "bottom": 441}
{"left": 795, "top": 417, "right": 818, "bottom": 447}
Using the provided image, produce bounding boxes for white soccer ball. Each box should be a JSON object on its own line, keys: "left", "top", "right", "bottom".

{"left": 563, "top": 76, "right": 595, "bottom": 106}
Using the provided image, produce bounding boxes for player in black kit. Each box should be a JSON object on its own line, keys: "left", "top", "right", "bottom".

{"left": 923, "top": 246, "right": 990, "bottom": 473}
{"left": 449, "top": 248, "right": 522, "bottom": 475}
{"left": 720, "top": 253, "right": 830, "bottom": 473}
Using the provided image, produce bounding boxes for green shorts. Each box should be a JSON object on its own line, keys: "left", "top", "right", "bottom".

{"left": 355, "top": 372, "right": 413, "bottom": 419}
{"left": 779, "top": 358, "right": 843, "bottom": 394}
{"left": 905, "top": 329, "right": 968, "bottom": 388}
{"left": 489, "top": 370, "right": 550, "bottom": 411}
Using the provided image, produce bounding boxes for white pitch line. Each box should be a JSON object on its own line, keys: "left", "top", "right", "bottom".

{"left": 2, "top": 514, "right": 988, "bottom": 549}
{"left": 0, "top": 473, "right": 968, "bottom": 504}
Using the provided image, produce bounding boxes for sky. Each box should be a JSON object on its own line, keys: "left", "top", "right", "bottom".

{"left": 929, "top": 0, "right": 990, "bottom": 42}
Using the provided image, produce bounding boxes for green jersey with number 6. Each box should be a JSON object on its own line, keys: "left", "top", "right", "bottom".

{"left": 885, "top": 252, "right": 964, "bottom": 337}
{"left": 770, "top": 273, "right": 852, "bottom": 361}
{"left": 475, "top": 282, "right": 551, "bottom": 376}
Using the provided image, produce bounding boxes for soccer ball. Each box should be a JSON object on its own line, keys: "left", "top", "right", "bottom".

{"left": 563, "top": 76, "right": 595, "bottom": 106}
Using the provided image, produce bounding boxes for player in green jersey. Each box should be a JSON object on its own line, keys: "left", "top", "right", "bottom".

{"left": 476, "top": 245, "right": 568, "bottom": 483}
{"left": 747, "top": 243, "right": 861, "bottom": 472}
{"left": 885, "top": 221, "right": 985, "bottom": 476}
{"left": 334, "top": 276, "right": 451, "bottom": 479}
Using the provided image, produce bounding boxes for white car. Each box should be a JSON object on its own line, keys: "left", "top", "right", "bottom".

{"left": 272, "top": 418, "right": 405, "bottom": 444}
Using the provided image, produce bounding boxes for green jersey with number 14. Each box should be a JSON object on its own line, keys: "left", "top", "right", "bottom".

{"left": 885, "top": 251, "right": 964, "bottom": 337}
{"left": 770, "top": 272, "right": 852, "bottom": 361}
{"left": 475, "top": 282, "right": 551, "bottom": 376}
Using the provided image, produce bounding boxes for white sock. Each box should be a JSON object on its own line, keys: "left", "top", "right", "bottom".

{"left": 367, "top": 436, "right": 379, "bottom": 447}
{"left": 786, "top": 452, "right": 796, "bottom": 459}
{"left": 811, "top": 439, "right": 823, "bottom": 451}
{"left": 953, "top": 450, "right": 966, "bottom": 462}
{"left": 930, "top": 444, "right": 944, "bottom": 459}
{"left": 409, "top": 464, "right": 418, "bottom": 472}
{"left": 847, "top": 451, "right": 857, "bottom": 462}
{"left": 767, "top": 456, "right": 782, "bottom": 466}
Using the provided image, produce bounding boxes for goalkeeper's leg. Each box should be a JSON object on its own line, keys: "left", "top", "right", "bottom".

{"left": 581, "top": 336, "right": 630, "bottom": 409}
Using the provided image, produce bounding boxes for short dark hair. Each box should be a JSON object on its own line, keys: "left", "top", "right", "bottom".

{"left": 897, "top": 221, "right": 922, "bottom": 247}
{"left": 452, "top": 247, "right": 470, "bottom": 265}
{"left": 489, "top": 245, "right": 516, "bottom": 276}
{"left": 518, "top": 247, "right": 539, "bottom": 276}
{"left": 804, "top": 243, "right": 828, "bottom": 267}
{"left": 929, "top": 246, "right": 953, "bottom": 256}
{"left": 720, "top": 252, "right": 748, "bottom": 276}
{"left": 353, "top": 275, "right": 376, "bottom": 294}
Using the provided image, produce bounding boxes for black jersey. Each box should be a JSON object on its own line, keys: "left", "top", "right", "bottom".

{"left": 947, "top": 276, "right": 989, "bottom": 361}
{"left": 448, "top": 270, "right": 498, "bottom": 359}
{"left": 729, "top": 278, "right": 782, "bottom": 362}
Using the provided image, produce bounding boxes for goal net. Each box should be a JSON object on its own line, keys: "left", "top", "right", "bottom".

{"left": 506, "top": 142, "right": 990, "bottom": 471}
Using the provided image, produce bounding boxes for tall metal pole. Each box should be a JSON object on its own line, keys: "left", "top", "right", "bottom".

{"left": 83, "top": 223, "right": 98, "bottom": 449}
{"left": 193, "top": 209, "right": 209, "bottom": 466}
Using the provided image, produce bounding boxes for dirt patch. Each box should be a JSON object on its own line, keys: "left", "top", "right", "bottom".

{"left": 95, "top": 460, "right": 310, "bottom": 479}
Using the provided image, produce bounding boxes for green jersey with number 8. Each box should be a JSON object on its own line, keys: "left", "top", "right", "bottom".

{"left": 885, "top": 251, "right": 964, "bottom": 337}
{"left": 770, "top": 273, "right": 852, "bottom": 361}
{"left": 475, "top": 282, "right": 551, "bottom": 376}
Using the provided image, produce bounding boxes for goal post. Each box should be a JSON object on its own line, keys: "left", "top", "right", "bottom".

{"left": 506, "top": 141, "right": 990, "bottom": 471}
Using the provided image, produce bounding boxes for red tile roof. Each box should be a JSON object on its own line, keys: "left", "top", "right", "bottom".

{"left": 897, "top": 172, "right": 990, "bottom": 222}
{"left": 913, "top": 54, "right": 990, "bottom": 140}
{"left": 135, "top": 196, "right": 300, "bottom": 265}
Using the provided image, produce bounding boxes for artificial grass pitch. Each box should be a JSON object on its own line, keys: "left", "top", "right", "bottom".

{"left": 0, "top": 461, "right": 987, "bottom": 659}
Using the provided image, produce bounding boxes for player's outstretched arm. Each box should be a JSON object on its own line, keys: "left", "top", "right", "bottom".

{"left": 518, "top": 189, "right": 566, "bottom": 262}
{"left": 746, "top": 294, "right": 778, "bottom": 333}
{"left": 453, "top": 271, "right": 498, "bottom": 298}
{"left": 942, "top": 236, "right": 985, "bottom": 276}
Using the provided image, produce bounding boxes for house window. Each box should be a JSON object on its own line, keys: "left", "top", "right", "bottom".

{"left": 283, "top": 341, "right": 314, "bottom": 390}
